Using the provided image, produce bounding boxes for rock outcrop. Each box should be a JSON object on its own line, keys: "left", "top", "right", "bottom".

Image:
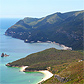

{"left": 1, "top": 53, "right": 9, "bottom": 57}
{"left": 1, "top": 53, "right": 4, "bottom": 57}
{"left": 54, "top": 75, "right": 69, "bottom": 82}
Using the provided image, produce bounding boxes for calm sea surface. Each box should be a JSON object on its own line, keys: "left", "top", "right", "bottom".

{"left": 0, "top": 18, "right": 63, "bottom": 84}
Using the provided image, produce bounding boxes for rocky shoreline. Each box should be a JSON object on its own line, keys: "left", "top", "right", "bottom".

{"left": 5, "top": 32, "right": 72, "bottom": 51}
{"left": 25, "top": 40, "right": 72, "bottom": 50}
{"left": 6, "top": 63, "right": 47, "bottom": 72}
{"left": 6, "top": 63, "right": 22, "bottom": 68}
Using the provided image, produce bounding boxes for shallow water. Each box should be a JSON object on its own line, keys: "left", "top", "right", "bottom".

{"left": 0, "top": 18, "right": 63, "bottom": 84}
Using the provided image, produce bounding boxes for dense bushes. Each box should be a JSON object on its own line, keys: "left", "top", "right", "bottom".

{"left": 7, "top": 48, "right": 83, "bottom": 71}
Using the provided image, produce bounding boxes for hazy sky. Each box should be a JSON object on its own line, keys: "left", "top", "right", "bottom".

{"left": 0, "top": 0, "right": 83, "bottom": 18}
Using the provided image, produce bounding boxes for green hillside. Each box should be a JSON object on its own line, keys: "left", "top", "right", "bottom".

{"left": 5, "top": 10, "right": 84, "bottom": 50}
{"left": 6, "top": 48, "right": 84, "bottom": 83}
{"left": 6, "top": 48, "right": 83, "bottom": 69}
{"left": 42, "top": 61, "right": 84, "bottom": 84}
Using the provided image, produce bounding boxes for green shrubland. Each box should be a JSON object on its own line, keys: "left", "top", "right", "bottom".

{"left": 7, "top": 48, "right": 84, "bottom": 83}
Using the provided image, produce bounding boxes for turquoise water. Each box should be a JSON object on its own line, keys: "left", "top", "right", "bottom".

{"left": 0, "top": 18, "right": 63, "bottom": 84}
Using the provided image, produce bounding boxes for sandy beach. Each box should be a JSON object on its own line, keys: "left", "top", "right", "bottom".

{"left": 60, "top": 44, "right": 72, "bottom": 50}
{"left": 20, "top": 66, "right": 28, "bottom": 72}
{"left": 38, "top": 70, "right": 53, "bottom": 84}
{"left": 20, "top": 67, "right": 53, "bottom": 83}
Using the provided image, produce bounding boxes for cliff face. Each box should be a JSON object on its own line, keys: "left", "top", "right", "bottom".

{"left": 5, "top": 10, "right": 84, "bottom": 50}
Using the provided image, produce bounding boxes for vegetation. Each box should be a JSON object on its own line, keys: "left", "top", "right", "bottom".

{"left": 5, "top": 10, "right": 84, "bottom": 83}
{"left": 5, "top": 10, "right": 84, "bottom": 50}
{"left": 7, "top": 48, "right": 83, "bottom": 69}
{"left": 6, "top": 48, "right": 84, "bottom": 83}
{"left": 43, "top": 61, "right": 84, "bottom": 84}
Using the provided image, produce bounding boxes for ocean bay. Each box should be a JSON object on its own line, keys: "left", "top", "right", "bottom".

{"left": 0, "top": 18, "right": 63, "bottom": 84}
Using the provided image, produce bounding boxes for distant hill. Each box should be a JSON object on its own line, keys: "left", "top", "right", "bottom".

{"left": 5, "top": 10, "right": 84, "bottom": 50}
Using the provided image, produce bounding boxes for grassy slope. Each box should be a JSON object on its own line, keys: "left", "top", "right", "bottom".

{"left": 43, "top": 61, "right": 84, "bottom": 84}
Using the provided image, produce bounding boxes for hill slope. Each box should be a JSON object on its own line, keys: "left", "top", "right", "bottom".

{"left": 5, "top": 10, "right": 84, "bottom": 50}
{"left": 42, "top": 61, "right": 84, "bottom": 84}
{"left": 6, "top": 48, "right": 84, "bottom": 83}
{"left": 6, "top": 48, "right": 83, "bottom": 70}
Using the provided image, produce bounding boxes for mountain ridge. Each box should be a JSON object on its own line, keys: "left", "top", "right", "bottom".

{"left": 5, "top": 10, "right": 84, "bottom": 50}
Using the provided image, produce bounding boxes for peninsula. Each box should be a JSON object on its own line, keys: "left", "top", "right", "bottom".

{"left": 6, "top": 48, "right": 83, "bottom": 84}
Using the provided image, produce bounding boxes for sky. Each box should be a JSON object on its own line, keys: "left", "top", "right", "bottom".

{"left": 0, "top": 0, "right": 84, "bottom": 18}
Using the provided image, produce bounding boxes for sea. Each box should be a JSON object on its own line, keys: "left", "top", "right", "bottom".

{"left": 0, "top": 18, "right": 63, "bottom": 84}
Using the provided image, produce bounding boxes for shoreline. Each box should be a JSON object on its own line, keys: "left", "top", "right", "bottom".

{"left": 37, "top": 70, "right": 53, "bottom": 84}
{"left": 18, "top": 66, "right": 53, "bottom": 84}
{"left": 24, "top": 40, "right": 72, "bottom": 50}
{"left": 5, "top": 34, "right": 72, "bottom": 50}
{"left": 19, "top": 66, "right": 53, "bottom": 84}
{"left": 20, "top": 66, "right": 28, "bottom": 72}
